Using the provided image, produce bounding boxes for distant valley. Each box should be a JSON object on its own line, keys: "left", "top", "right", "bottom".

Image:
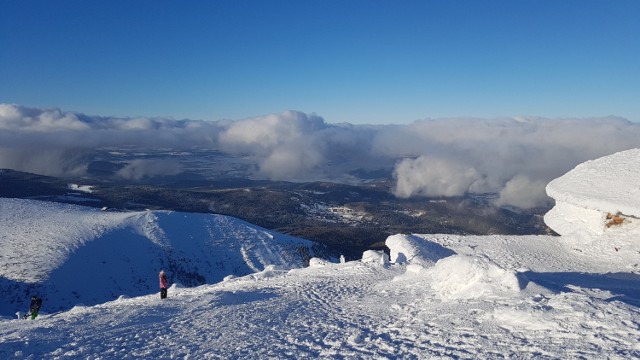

{"left": 0, "top": 148, "right": 553, "bottom": 259}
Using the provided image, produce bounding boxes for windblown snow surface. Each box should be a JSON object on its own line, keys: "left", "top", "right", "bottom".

{"left": 2, "top": 149, "right": 640, "bottom": 359}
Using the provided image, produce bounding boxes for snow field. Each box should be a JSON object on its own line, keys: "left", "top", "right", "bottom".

{"left": 2, "top": 243, "right": 639, "bottom": 359}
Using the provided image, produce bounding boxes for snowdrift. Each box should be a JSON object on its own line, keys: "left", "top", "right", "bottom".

{"left": 425, "top": 255, "right": 521, "bottom": 300}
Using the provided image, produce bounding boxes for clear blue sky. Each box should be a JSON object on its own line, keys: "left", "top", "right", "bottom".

{"left": 1, "top": 0, "right": 638, "bottom": 124}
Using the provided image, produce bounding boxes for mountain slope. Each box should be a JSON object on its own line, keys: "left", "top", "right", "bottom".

{"left": 0, "top": 198, "right": 331, "bottom": 315}
{"left": 1, "top": 236, "right": 639, "bottom": 359}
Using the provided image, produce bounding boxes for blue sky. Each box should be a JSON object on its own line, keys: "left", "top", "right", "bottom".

{"left": 1, "top": 0, "right": 638, "bottom": 124}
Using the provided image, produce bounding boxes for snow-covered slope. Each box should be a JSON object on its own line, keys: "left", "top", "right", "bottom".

{"left": 1, "top": 149, "right": 640, "bottom": 359}
{"left": 0, "top": 199, "right": 328, "bottom": 315}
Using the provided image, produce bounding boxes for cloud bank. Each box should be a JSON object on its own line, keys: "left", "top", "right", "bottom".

{"left": 116, "top": 159, "right": 183, "bottom": 181}
{"left": 2, "top": 103, "right": 640, "bottom": 208}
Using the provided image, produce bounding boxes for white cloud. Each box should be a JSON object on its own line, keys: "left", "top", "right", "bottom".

{"left": 218, "top": 111, "right": 328, "bottom": 180}
{"left": 0, "top": 104, "right": 89, "bottom": 131}
{"left": 0, "top": 104, "right": 222, "bottom": 178}
{"left": 494, "top": 175, "right": 551, "bottom": 209}
{"left": 116, "top": 159, "right": 183, "bottom": 181}
{"left": 393, "top": 156, "right": 481, "bottom": 198}
{"left": 0, "top": 147, "right": 88, "bottom": 177}
{"left": 2, "top": 104, "right": 640, "bottom": 208}
{"left": 387, "top": 116, "right": 640, "bottom": 207}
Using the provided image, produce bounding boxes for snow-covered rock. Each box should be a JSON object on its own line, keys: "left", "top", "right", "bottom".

{"left": 386, "top": 149, "right": 640, "bottom": 303}
{"left": 426, "top": 255, "right": 522, "bottom": 300}
{"left": 386, "top": 234, "right": 455, "bottom": 265}
{"left": 308, "top": 257, "right": 331, "bottom": 267}
{"left": 387, "top": 236, "right": 523, "bottom": 300}
{"left": 545, "top": 148, "right": 640, "bottom": 237}
{"left": 360, "top": 250, "right": 389, "bottom": 265}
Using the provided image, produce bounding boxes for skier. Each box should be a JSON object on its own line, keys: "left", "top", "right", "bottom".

{"left": 159, "top": 270, "right": 168, "bottom": 299}
{"left": 23, "top": 296, "right": 42, "bottom": 320}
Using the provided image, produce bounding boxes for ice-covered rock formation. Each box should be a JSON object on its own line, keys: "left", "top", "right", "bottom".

{"left": 544, "top": 148, "right": 640, "bottom": 238}
{"left": 384, "top": 149, "right": 640, "bottom": 301}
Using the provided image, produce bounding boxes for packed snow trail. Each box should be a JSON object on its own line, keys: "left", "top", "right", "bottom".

{"left": 2, "top": 253, "right": 639, "bottom": 359}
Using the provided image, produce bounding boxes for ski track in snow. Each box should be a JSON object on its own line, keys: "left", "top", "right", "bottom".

{"left": 2, "top": 260, "right": 639, "bottom": 359}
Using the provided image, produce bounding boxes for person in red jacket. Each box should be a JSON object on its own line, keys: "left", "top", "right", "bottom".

{"left": 159, "top": 270, "right": 169, "bottom": 299}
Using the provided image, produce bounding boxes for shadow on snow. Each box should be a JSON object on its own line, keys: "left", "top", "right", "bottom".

{"left": 521, "top": 271, "right": 640, "bottom": 307}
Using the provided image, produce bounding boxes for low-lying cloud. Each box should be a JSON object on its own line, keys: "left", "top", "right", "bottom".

{"left": 116, "top": 159, "right": 183, "bottom": 181}
{"left": 218, "top": 111, "right": 328, "bottom": 180}
{"left": 393, "top": 156, "right": 481, "bottom": 198}
{"left": 2, "top": 103, "right": 640, "bottom": 209}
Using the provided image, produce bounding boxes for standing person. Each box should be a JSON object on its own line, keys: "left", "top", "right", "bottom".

{"left": 159, "top": 270, "right": 168, "bottom": 299}
{"left": 24, "top": 296, "right": 42, "bottom": 319}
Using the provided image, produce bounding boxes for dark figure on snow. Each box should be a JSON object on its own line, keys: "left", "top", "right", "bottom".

{"left": 24, "top": 296, "right": 42, "bottom": 320}
{"left": 159, "top": 270, "right": 168, "bottom": 299}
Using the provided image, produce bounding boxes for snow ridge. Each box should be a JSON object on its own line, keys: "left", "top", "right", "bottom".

{"left": 0, "top": 199, "right": 326, "bottom": 315}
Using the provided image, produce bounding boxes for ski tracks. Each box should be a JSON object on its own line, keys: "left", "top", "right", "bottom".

{"left": 273, "top": 263, "right": 407, "bottom": 359}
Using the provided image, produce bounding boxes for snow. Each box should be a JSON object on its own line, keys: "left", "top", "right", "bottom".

{"left": 545, "top": 148, "right": 640, "bottom": 237}
{"left": 300, "top": 202, "right": 373, "bottom": 225}
{"left": 386, "top": 233, "right": 455, "bottom": 266}
{"left": 2, "top": 149, "right": 640, "bottom": 358}
{"left": 0, "top": 199, "right": 327, "bottom": 314}
{"left": 360, "top": 250, "right": 389, "bottom": 265}
{"left": 424, "top": 255, "right": 521, "bottom": 300}
{"left": 67, "top": 184, "right": 94, "bottom": 193}
{"left": 546, "top": 149, "right": 640, "bottom": 218}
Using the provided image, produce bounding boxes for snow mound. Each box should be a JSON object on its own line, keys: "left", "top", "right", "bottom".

{"left": 386, "top": 234, "right": 522, "bottom": 300}
{"left": 386, "top": 234, "right": 455, "bottom": 266}
{"left": 545, "top": 148, "right": 640, "bottom": 237}
{"left": 308, "top": 257, "right": 331, "bottom": 267}
{"left": 426, "top": 255, "right": 522, "bottom": 300}
{"left": 361, "top": 250, "right": 389, "bottom": 265}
